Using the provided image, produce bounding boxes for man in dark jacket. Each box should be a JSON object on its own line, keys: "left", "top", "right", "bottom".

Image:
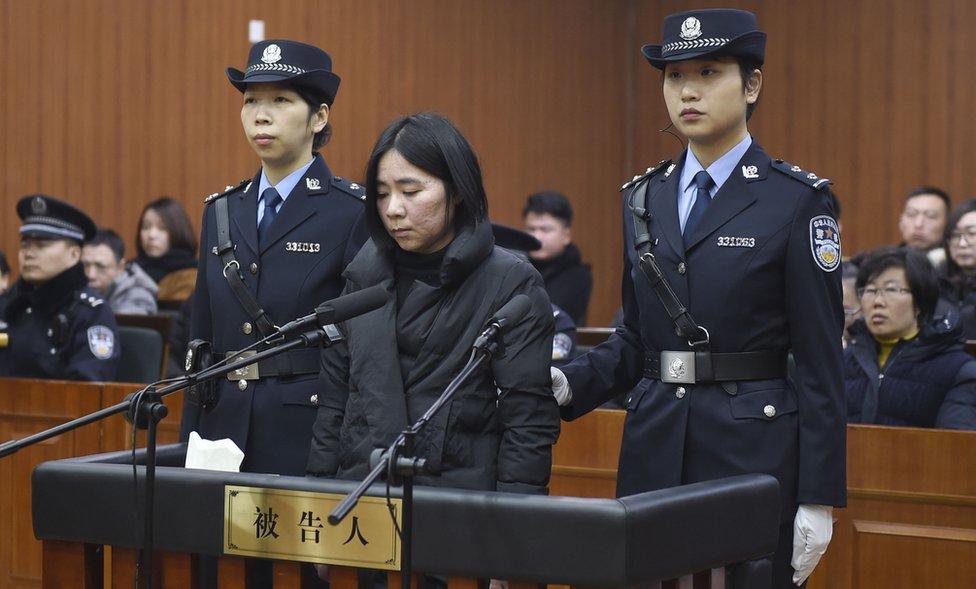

{"left": 523, "top": 190, "right": 593, "bottom": 325}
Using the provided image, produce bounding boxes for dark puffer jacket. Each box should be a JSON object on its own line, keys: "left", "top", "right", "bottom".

{"left": 307, "top": 220, "right": 560, "bottom": 493}
{"left": 844, "top": 315, "right": 976, "bottom": 430}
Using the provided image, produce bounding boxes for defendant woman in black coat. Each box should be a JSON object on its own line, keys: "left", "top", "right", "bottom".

{"left": 307, "top": 113, "right": 560, "bottom": 494}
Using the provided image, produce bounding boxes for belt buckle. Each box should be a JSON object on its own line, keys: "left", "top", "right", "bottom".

{"left": 226, "top": 350, "right": 260, "bottom": 381}
{"left": 660, "top": 351, "right": 695, "bottom": 384}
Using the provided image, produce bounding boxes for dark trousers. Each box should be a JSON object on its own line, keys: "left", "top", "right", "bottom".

{"left": 728, "top": 521, "right": 800, "bottom": 589}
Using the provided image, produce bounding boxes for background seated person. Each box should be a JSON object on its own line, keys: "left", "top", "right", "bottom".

{"left": 939, "top": 199, "right": 976, "bottom": 338}
{"left": 491, "top": 223, "right": 577, "bottom": 365}
{"left": 82, "top": 229, "right": 158, "bottom": 315}
{"left": 898, "top": 185, "right": 950, "bottom": 269}
{"left": 0, "top": 195, "right": 119, "bottom": 381}
{"left": 134, "top": 196, "right": 198, "bottom": 303}
{"left": 844, "top": 246, "right": 976, "bottom": 430}
{"left": 0, "top": 251, "right": 9, "bottom": 295}
{"left": 523, "top": 190, "right": 592, "bottom": 325}
{"left": 308, "top": 113, "right": 560, "bottom": 496}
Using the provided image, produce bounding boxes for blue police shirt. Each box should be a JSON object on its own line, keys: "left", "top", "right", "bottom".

{"left": 677, "top": 134, "right": 753, "bottom": 233}
{"left": 256, "top": 158, "right": 315, "bottom": 225}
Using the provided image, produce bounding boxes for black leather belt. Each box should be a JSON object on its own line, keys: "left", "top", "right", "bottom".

{"left": 221, "top": 348, "right": 320, "bottom": 381}
{"left": 644, "top": 350, "right": 787, "bottom": 384}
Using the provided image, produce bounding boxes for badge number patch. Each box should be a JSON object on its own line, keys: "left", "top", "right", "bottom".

{"left": 87, "top": 325, "right": 115, "bottom": 359}
{"left": 810, "top": 215, "right": 841, "bottom": 272}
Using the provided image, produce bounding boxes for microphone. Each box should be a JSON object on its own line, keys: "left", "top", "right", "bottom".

{"left": 473, "top": 294, "right": 532, "bottom": 352}
{"left": 277, "top": 286, "right": 388, "bottom": 337}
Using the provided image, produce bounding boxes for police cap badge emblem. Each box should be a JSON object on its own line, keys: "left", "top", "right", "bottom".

{"left": 680, "top": 16, "right": 702, "bottom": 40}
{"left": 261, "top": 44, "right": 282, "bottom": 64}
{"left": 31, "top": 196, "right": 47, "bottom": 215}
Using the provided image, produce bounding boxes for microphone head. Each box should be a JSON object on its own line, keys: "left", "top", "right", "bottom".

{"left": 490, "top": 294, "right": 533, "bottom": 332}
{"left": 319, "top": 285, "right": 388, "bottom": 324}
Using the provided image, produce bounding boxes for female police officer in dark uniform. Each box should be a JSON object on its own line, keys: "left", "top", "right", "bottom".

{"left": 551, "top": 10, "right": 845, "bottom": 587}
{"left": 178, "top": 40, "right": 367, "bottom": 586}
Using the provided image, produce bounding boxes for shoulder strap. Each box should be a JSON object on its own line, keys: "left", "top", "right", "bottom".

{"left": 628, "top": 177, "right": 710, "bottom": 348}
{"left": 214, "top": 195, "right": 276, "bottom": 338}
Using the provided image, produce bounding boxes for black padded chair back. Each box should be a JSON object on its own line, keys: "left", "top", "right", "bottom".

{"left": 116, "top": 325, "right": 164, "bottom": 383}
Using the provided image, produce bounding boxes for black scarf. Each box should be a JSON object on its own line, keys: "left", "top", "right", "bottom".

{"left": 134, "top": 248, "right": 196, "bottom": 283}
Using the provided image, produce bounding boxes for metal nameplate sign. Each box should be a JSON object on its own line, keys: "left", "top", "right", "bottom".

{"left": 224, "top": 485, "right": 401, "bottom": 570}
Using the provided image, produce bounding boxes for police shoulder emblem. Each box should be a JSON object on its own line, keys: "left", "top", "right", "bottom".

{"left": 332, "top": 176, "right": 366, "bottom": 201}
{"left": 261, "top": 44, "right": 282, "bottom": 64}
{"left": 203, "top": 178, "right": 249, "bottom": 204}
{"left": 87, "top": 325, "right": 115, "bottom": 360}
{"left": 809, "top": 215, "right": 841, "bottom": 272}
{"left": 680, "top": 17, "right": 702, "bottom": 40}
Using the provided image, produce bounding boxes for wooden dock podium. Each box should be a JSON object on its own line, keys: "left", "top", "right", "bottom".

{"left": 32, "top": 445, "right": 779, "bottom": 588}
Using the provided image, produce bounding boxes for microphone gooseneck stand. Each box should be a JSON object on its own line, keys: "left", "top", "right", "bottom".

{"left": 328, "top": 324, "right": 506, "bottom": 589}
{"left": 0, "top": 326, "right": 337, "bottom": 589}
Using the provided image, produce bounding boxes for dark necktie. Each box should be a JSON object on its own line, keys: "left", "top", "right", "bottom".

{"left": 257, "top": 187, "right": 282, "bottom": 246}
{"left": 683, "top": 170, "right": 714, "bottom": 245}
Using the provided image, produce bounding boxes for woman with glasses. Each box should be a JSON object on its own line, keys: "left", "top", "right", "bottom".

{"left": 939, "top": 199, "right": 976, "bottom": 337}
{"left": 843, "top": 246, "right": 975, "bottom": 430}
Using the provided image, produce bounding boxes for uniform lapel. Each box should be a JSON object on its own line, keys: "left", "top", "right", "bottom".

{"left": 683, "top": 143, "right": 767, "bottom": 252}
{"left": 230, "top": 174, "right": 260, "bottom": 256}
{"left": 259, "top": 155, "right": 332, "bottom": 254}
{"left": 648, "top": 157, "right": 684, "bottom": 256}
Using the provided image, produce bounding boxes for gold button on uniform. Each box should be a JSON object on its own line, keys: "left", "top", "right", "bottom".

{"left": 242, "top": 322, "right": 253, "bottom": 335}
{"left": 675, "top": 386, "right": 686, "bottom": 399}
{"left": 763, "top": 404, "right": 776, "bottom": 418}
{"left": 677, "top": 262, "right": 687, "bottom": 275}
{"left": 249, "top": 262, "right": 258, "bottom": 274}
{"left": 238, "top": 379, "right": 248, "bottom": 391}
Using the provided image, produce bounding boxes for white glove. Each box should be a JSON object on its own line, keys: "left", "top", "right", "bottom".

{"left": 550, "top": 366, "right": 572, "bottom": 406}
{"left": 791, "top": 504, "right": 833, "bottom": 585}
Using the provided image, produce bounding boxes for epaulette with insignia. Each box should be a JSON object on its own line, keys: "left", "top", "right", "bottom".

{"left": 203, "top": 179, "right": 250, "bottom": 205}
{"left": 78, "top": 291, "right": 104, "bottom": 308}
{"left": 621, "top": 160, "right": 671, "bottom": 191}
{"left": 770, "top": 159, "right": 830, "bottom": 190}
{"left": 332, "top": 176, "right": 366, "bottom": 201}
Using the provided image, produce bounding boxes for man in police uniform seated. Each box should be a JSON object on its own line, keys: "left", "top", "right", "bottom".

{"left": 0, "top": 195, "right": 119, "bottom": 381}
{"left": 551, "top": 9, "right": 844, "bottom": 588}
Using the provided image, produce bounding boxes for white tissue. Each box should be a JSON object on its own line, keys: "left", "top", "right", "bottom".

{"left": 184, "top": 431, "right": 245, "bottom": 472}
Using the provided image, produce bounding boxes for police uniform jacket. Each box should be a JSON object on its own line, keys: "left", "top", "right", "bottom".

{"left": 561, "top": 141, "right": 847, "bottom": 515}
{"left": 0, "top": 263, "right": 119, "bottom": 381}
{"left": 179, "top": 154, "right": 368, "bottom": 476}
{"left": 307, "top": 220, "right": 560, "bottom": 494}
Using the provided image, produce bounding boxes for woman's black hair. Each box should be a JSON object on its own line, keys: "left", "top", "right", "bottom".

{"left": 363, "top": 112, "right": 489, "bottom": 251}
{"left": 855, "top": 246, "right": 940, "bottom": 321}
{"left": 292, "top": 86, "right": 332, "bottom": 151}
{"left": 942, "top": 198, "right": 976, "bottom": 298}
{"left": 0, "top": 250, "right": 9, "bottom": 275}
{"left": 135, "top": 196, "right": 198, "bottom": 258}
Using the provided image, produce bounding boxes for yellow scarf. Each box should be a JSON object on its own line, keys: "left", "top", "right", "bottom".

{"left": 877, "top": 327, "right": 919, "bottom": 368}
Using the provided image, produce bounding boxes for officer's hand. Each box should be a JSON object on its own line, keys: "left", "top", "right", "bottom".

{"left": 550, "top": 366, "right": 572, "bottom": 406}
{"left": 791, "top": 504, "right": 833, "bottom": 585}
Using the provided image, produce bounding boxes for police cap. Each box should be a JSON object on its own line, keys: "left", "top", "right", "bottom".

{"left": 16, "top": 194, "right": 96, "bottom": 243}
{"left": 226, "top": 39, "right": 341, "bottom": 105}
{"left": 641, "top": 9, "right": 766, "bottom": 70}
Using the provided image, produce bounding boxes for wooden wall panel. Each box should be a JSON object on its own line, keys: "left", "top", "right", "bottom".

{"left": 3, "top": 1, "right": 976, "bottom": 324}
{"left": 0, "top": 0, "right": 630, "bottom": 326}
